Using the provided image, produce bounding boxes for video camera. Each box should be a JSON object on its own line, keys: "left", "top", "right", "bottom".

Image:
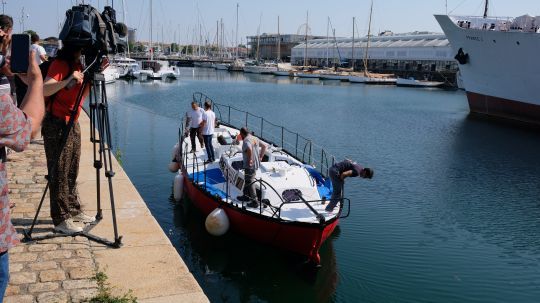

{"left": 59, "top": 4, "right": 127, "bottom": 67}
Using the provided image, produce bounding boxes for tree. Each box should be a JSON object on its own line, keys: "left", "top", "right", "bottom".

{"left": 23, "top": 29, "right": 37, "bottom": 37}
{"left": 170, "top": 43, "right": 180, "bottom": 53}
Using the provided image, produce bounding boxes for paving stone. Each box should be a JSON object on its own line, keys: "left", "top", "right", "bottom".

{"left": 60, "top": 243, "right": 88, "bottom": 250}
{"left": 28, "top": 243, "right": 58, "bottom": 252}
{"left": 75, "top": 249, "right": 92, "bottom": 259}
{"left": 61, "top": 258, "right": 94, "bottom": 269}
{"left": 28, "top": 261, "right": 58, "bottom": 271}
{"left": 41, "top": 250, "right": 72, "bottom": 260}
{"left": 9, "top": 263, "right": 23, "bottom": 273}
{"left": 4, "top": 285, "right": 20, "bottom": 296}
{"left": 36, "top": 291, "right": 68, "bottom": 303}
{"left": 4, "top": 295, "right": 34, "bottom": 303}
{"left": 10, "top": 252, "right": 38, "bottom": 262}
{"left": 62, "top": 279, "right": 98, "bottom": 290}
{"left": 28, "top": 282, "right": 60, "bottom": 293}
{"left": 69, "top": 266, "right": 95, "bottom": 279}
{"left": 39, "top": 269, "right": 66, "bottom": 282}
{"left": 9, "top": 272, "right": 37, "bottom": 285}
{"left": 70, "top": 288, "right": 99, "bottom": 303}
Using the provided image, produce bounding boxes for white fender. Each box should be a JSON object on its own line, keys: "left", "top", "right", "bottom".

{"left": 173, "top": 173, "right": 184, "bottom": 202}
{"left": 168, "top": 161, "right": 180, "bottom": 173}
{"left": 205, "top": 208, "right": 230, "bottom": 236}
{"left": 171, "top": 143, "right": 180, "bottom": 161}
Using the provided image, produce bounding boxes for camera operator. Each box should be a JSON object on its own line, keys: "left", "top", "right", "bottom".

{"left": 42, "top": 44, "right": 95, "bottom": 234}
{"left": 0, "top": 14, "right": 45, "bottom": 298}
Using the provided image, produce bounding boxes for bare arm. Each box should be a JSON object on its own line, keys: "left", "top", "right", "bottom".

{"left": 340, "top": 170, "right": 355, "bottom": 181}
{"left": 246, "top": 145, "right": 253, "bottom": 166}
{"left": 19, "top": 51, "right": 44, "bottom": 138}
{"left": 258, "top": 141, "right": 267, "bottom": 160}
{"left": 39, "top": 54, "right": 48, "bottom": 62}
{"left": 43, "top": 70, "right": 83, "bottom": 97}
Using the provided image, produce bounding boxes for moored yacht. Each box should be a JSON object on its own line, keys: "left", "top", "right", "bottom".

{"left": 170, "top": 93, "right": 352, "bottom": 265}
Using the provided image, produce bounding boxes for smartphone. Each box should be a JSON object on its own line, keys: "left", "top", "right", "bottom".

{"left": 10, "top": 34, "right": 30, "bottom": 73}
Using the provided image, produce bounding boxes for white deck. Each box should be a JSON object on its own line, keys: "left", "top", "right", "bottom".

{"left": 182, "top": 125, "right": 339, "bottom": 224}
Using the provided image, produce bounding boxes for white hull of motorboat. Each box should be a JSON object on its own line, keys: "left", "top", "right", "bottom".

{"left": 296, "top": 72, "right": 320, "bottom": 79}
{"left": 214, "top": 63, "right": 230, "bottom": 70}
{"left": 396, "top": 78, "right": 444, "bottom": 87}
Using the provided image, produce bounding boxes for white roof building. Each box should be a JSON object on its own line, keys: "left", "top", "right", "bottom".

{"left": 291, "top": 32, "right": 454, "bottom": 63}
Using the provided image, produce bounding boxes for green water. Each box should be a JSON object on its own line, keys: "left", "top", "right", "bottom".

{"left": 103, "top": 68, "right": 540, "bottom": 303}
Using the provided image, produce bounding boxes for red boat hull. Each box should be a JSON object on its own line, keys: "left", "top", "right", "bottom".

{"left": 467, "top": 92, "right": 540, "bottom": 127}
{"left": 182, "top": 171, "right": 339, "bottom": 264}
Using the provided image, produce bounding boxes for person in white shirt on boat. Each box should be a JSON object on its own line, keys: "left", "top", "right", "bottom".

{"left": 185, "top": 101, "right": 205, "bottom": 153}
{"left": 30, "top": 33, "right": 47, "bottom": 65}
{"left": 237, "top": 127, "right": 267, "bottom": 208}
{"left": 325, "top": 159, "right": 373, "bottom": 212}
{"left": 200, "top": 101, "right": 215, "bottom": 164}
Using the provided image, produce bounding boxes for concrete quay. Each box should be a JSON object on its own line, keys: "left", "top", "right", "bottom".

{"left": 4, "top": 113, "right": 208, "bottom": 303}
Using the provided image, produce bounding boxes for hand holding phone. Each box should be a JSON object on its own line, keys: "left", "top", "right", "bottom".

{"left": 10, "top": 34, "right": 30, "bottom": 73}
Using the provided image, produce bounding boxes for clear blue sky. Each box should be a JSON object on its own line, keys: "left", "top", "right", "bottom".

{"left": 4, "top": 0, "right": 539, "bottom": 45}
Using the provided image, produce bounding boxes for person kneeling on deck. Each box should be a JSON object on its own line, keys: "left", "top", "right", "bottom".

{"left": 237, "top": 127, "right": 267, "bottom": 208}
{"left": 185, "top": 101, "right": 205, "bottom": 153}
{"left": 200, "top": 101, "right": 215, "bottom": 164}
{"left": 325, "top": 160, "right": 373, "bottom": 212}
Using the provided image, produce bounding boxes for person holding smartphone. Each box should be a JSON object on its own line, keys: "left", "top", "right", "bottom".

{"left": 0, "top": 14, "right": 45, "bottom": 299}
{"left": 42, "top": 44, "right": 94, "bottom": 234}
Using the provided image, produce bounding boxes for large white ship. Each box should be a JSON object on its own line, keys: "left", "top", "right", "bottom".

{"left": 435, "top": 11, "right": 540, "bottom": 125}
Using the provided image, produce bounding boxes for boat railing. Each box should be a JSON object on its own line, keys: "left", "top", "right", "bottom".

{"left": 193, "top": 92, "right": 337, "bottom": 178}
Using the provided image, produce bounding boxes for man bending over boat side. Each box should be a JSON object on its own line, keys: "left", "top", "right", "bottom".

{"left": 326, "top": 160, "right": 373, "bottom": 212}
{"left": 236, "top": 127, "right": 267, "bottom": 208}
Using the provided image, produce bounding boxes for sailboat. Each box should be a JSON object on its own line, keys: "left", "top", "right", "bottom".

{"left": 319, "top": 17, "right": 352, "bottom": 81}
{"left": 273, "top": 16, "right": 296, "bottom": 77}
{"left": 349, "top": 0, "right": 396, "bottom": 84}
{"left": 137, "top": 0, "right": 180, "bottom": 80}
{"left": 297, "top": 12, "right": 322, "bottom": 79}
{"left": 243, "top": 14, "right": 278, "bottom": 74}
{"left": 228, "top": 4, "right": 246, "bottom": 72}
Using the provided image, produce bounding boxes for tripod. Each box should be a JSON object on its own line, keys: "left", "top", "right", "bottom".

{"left": 23, "top": 57, "right": 122, "bottom": 248}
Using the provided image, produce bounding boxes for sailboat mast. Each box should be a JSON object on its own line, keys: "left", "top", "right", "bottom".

{"left": 256, "top": 14, "right": 261, "bottom": 62}
{"left": 150, "top": 0, "right": 153, "bottom": 60}
{"left": 351, "top": 17, "right": 355, "bottom": 71}
{"left": 235, "top": 3, "right": 239, "bottom": 59}
{"left": 363, "top": 0, "right": 373, "bottom": 75}
{"left": 483, "top": 0, "right": 488, "bottom": 18}
{"left": 303, "top": 11, "right": 309, "bottom": 67}
{"left": 277, "top": 16, "right": 281, "bottom": 62}
{"left": 326, "top": 17, "right": 329, "bottom": 67}
{"left": 121, "top": 0, "right": 130, "bottom": 57}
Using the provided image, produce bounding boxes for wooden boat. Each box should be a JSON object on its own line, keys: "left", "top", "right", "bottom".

{"left": 172, "top": 93, "right": 351, "bottom": 265}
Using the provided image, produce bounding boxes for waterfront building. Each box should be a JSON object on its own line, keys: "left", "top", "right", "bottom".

{"left": 291, "top": 32, "right": 459, "bottom": 84}
{"left": 247, "top": 33, "right": 326, "bottom": 61}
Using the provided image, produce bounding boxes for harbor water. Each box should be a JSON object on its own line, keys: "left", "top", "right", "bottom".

{"left": 103, "top": 68, "right": 540, "bottom": 303}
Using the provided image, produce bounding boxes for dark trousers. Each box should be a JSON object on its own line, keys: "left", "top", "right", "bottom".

{"left": 328, "top": 167, "right": 343, "bottom": 208}
{"left": 243, "top": 168, "right": 257, "bottom": 200}
{"left": 189, "top": 127, "right": 203, "bottom": 151}
{"left": 42, "top": 114, "right": 82, "bottom": 226}
{"left": 203, "top": 135, "right": 215, "bottom": 161}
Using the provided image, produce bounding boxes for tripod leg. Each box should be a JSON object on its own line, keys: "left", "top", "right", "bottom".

{"left": 23, "top": 181, "right": 49, "bottom": 241}
{"left": 89, "top": 81, "right": 103, "bottom": 220}
{"left": 94, "top": 81, "right": 121, "bottom": 246}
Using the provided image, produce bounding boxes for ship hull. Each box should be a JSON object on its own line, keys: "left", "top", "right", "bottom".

{"left": 435, "top": 15, "right": 540, "bottom": 126}
{"left": 467, "top": 92, "right": 540, "bottom": 125}
{"left": 182, "top": 170, "right": 339, "bottom": 264}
